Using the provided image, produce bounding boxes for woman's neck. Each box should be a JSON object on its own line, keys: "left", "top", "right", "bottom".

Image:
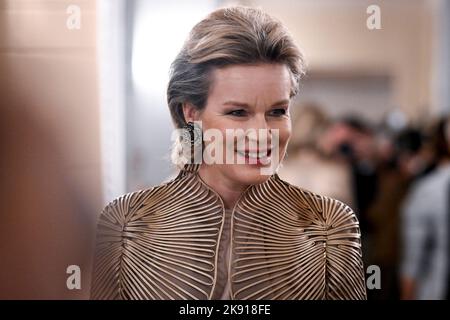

{"left": 197, "top": 165, "right": 248, "bottom": 210}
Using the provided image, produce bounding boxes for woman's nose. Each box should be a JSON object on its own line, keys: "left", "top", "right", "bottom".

{"left": 246, "top": 114, "right": 272, "bottom": 145}
{"left": 251, "top": 113, "right": 269, "bottom": 130}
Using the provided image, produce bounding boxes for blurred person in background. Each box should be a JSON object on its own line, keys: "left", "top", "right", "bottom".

{"left": 279, "top": 102, "right": 355, "bottom": 208}
{"left": 331, "top": 117, "right": 378, "bottom": 233}
{"left": 319, "top": 116, "right": 378, "bottom": 266}
{"left": 366, "top": 126, "right": 435, "bottom": 300}
{"left": 400, "top": 116, "right": 450, "bottom": 300}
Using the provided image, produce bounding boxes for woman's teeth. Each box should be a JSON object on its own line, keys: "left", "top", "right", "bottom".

{"left": 236, "top": 150, "right": 269, "bottom": 159}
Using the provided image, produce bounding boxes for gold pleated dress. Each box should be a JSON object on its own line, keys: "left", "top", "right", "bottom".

{"left": 91, "top": 164, "right": 367, "bottom": 300}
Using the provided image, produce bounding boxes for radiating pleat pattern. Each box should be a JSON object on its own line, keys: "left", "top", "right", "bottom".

{"left": 91, "top": 166, "right": 367, "bottom": 300}
{"left": 230, "top": 175, "right": 366, "bottom": 300}
{"left": 91, "top": 173, "right": 224, "bottom": 300}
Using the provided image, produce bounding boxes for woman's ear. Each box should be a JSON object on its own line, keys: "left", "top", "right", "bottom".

{"left": 182, "top": 103, "right": 200, "bottom": 123}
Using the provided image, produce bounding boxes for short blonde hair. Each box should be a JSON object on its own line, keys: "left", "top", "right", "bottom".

{"left": 167, "top": 6, "right": 306, "bottom": 129}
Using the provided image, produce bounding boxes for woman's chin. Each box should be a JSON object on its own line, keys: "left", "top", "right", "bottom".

{"left": 229, "top": 164, "right": 273, "bottom": 186}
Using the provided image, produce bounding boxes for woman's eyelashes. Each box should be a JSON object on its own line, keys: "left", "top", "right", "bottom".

{"left": 269, "top": 107, "right": 288, "bottom": 116}
{"left": 225, "top": 107, "right": 288, "bottom": 118}
{"left": 226, "top": 109, "right": 247, "bottom": 117}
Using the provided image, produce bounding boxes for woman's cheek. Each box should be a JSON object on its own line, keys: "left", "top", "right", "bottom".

{"left": 277, "top": 125, "right": 291, "bottom": 161}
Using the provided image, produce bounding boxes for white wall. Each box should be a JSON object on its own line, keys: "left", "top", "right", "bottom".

{"left": 254, "top": 0, "right": 434, "bottom": 123}
{"left": 97, "top": 0, "right": 127, "bottom": 204}
{"left": 126, "top": 0, "right": 216, "bottom": 190}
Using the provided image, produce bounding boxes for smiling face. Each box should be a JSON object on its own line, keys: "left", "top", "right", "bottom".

{"left": 184, "top": 63, "right": 293, "bottom": 186}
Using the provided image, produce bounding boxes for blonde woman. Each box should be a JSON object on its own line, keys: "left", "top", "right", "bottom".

{"left": 91, "top": 6, "right": 367, "bottom": 300}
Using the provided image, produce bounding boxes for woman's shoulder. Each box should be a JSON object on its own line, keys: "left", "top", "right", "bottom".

{"left": 100, "top": 188, "right": 153, "bottom": 218}
{"left": 99, "top": 173, "right": 192, "bottom": 225}
{"left": 273, "top": 174, "right": 359, "bottom": 228}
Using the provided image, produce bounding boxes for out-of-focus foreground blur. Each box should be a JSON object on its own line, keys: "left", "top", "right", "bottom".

{"left": 0, "top": 0, "right": 449, "bottom": 299}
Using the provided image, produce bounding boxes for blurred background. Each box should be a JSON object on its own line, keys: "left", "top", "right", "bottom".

{"left": 0, "top": 0, "right": 449, "bottom": 299}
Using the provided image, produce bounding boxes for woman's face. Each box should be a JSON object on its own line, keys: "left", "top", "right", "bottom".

{"left": 191, "top": 63, "right": 293, "bottom": 186}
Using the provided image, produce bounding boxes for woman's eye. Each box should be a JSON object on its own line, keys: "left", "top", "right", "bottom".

{"left": 227, "top": 109, "right": 247, "bottom": 117}
{"left": 269, "top": 108, "right": 287, "bottom": 116}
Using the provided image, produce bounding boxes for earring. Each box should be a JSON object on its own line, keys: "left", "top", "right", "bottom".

{"left": 180, "top": 121, "right": 202, "bottom": 165}
{"left": 181, "top": 121, "right": 202, "bottom": 149}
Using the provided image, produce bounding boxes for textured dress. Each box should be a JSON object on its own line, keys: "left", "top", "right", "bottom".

{"left": 211, "top": 209, "right": 232, "bottom": 299}
{"left": 91, "top": 164, "right": 367, "bottom": 300}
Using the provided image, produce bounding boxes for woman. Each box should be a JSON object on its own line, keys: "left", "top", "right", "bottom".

{"left": 401, "top": 117, "right": 450, "bottom": 300}
{"left": 91, "top": 6, "right": 366, "bottom": 300}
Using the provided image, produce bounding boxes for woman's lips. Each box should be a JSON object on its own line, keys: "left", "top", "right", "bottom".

{"left": 235, "top": 149, "right": 271, "bottom": 165}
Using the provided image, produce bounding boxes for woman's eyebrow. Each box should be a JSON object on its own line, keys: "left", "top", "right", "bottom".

{"left": 223, "top": 101, "right": 250, "bottom": 108}
{"left": 223, "top": 99, "right": 290, "bottom": 108}
{"left": 270, "top": 99, "right": 290, "bottom": 107}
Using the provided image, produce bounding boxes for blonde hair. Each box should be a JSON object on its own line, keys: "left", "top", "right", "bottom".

{"left": 288, "top": 102, "right": 330, "bottom": 154}
{"left": 167, "top": 6, "right": 306, "bottom": 167}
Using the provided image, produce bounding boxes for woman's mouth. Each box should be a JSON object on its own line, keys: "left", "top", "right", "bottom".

{"left": 235, "top": 149, "right": 272, "bottom": 165}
